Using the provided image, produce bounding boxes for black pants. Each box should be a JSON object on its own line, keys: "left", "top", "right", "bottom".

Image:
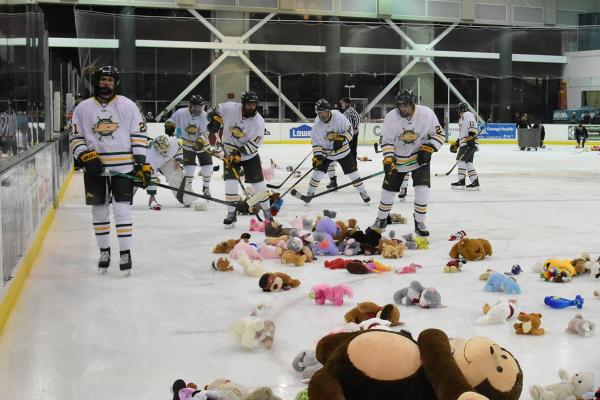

{"left": 456, "top": 145, "right": 476, "bottom": 163}
{"left": 350, "top": 134, "right": 358, "bottom": 159}
{"left": 183, "top": 149, "right": 212, "bottom": 166}
{"left": 318, "top": 152, "right": 358, "bottom": 174}
{"left": 383, "top": 163, "right": 430, "bottom": 191}
{"left": 83, "top": 173, "right": 134, "bottom": 205}
{"left": 224, "top": 154, "right": 264, "bottom": 183}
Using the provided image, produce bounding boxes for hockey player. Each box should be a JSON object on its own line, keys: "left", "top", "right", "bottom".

{"left": 164, "top": 95, "right": 213, "bottom": 197}
{"left": 70, "top": 65, "right": 151, "bottom": 276}
{"left": 326, "top": 97, "right": 361, "bottom": 189}
{"left": 297, "top": 99, "right": 370, "bottom": 204}
{"left": 371, "top": 89, "right": 445, "bottom": 237}
{"left": 206, "top": 91, "right": 273, "bottom": 228}
{"left": 451, "top": 102, "right": 480, "bottom": 190}
{"left": 145, "top": 135, "right": 185, "bottom": 209}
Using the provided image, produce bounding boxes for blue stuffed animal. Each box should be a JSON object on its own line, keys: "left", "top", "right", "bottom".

{"left": 484, "top": 272, "right": 522, "bottom": 294}
{"left": 312, "top": 217, "right": 340, "bottom": 256}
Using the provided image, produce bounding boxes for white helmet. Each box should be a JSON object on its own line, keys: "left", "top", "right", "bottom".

{"left": 153, "top": 135, "right": 170, "bottom": 156}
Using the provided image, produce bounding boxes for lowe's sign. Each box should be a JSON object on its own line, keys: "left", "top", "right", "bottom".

{"left": 289, "top": 124, "right": 312, "bottom": 138}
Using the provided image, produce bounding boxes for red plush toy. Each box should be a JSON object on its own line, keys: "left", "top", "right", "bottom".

{"left": 324, "top": 258, "right": 351, "bottom": 270}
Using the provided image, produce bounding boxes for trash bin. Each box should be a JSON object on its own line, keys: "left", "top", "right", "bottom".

{"left": 517, "top": 128, "right": 541, "bottom": 151}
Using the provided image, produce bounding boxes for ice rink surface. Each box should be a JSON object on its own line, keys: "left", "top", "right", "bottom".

{"left": 1, "top": 143, "right": 600, "bottom": 399}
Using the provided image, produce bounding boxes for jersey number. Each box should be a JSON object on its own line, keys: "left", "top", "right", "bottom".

{"left": 435, "top": 125, "right": 444, "bottom": 136}
{"left": 139, "top": 122, "right": 147, "bottom": 133}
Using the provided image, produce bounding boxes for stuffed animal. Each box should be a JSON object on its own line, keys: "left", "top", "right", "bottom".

{"left": 212, "top": 234, "right": 250, "bottom": 254}
{"left": 529, "top": 369, "right": 595, "bottom": 400}
{"left": 204, "top": 378, "right": 249, "bottom": 400}
{"left": 381, "top": 242, "right": 406, "bottom": 259}
{"left": 310, "top": 284, "right": 353, "bottom": 306}
{"left": 388, "top": 213, "right": 407, "bottom": 224}
{"left": 172, "top": 380, "right": 206, "bottom": 400}
{"left": 476, "top": 299, "right": 517, "bottom": 325}
{"left": 238, "top": 253, "right": 267, "bottom": 277}
{"left": 395, "top": 263, "right": 422, "bottom": 274}
{"left": 228, "top": 315, "right": 275, "bottom": 349}
{"left": 449, "top": 230, "right": 467, "bottom": 241}
{"left": 504, "top": 264, "right": 522, "bottom": 276}
{"left": 281, "top": 249, "right": 307, "bottom": 266}
{"left": 544, "top": 295, "right": 584, "bottom": 309}
{"left": 415, "top": 236, "right": 429, "bottom": 249}
{"left": 294, "top": 389, "right": 309, "bottom": 400}
{"left": 449, "top": 238, "right": 492, "bottom": 261}
{"left": 264, "top": 220, "right": 293, "bottom": 237}
{"left": 566, "top": 314, "right": 596, "bottom": 337}
{"left": 292, "top": 350, "right": 323, "bottom": 381}
{"left": 513, "top": 312, "right": 544, "bottom": 335}
{"left": 394, "top": 280, "right": 442, "bottom": 308}
{"left": 540, "top": 259, "right": 576, "bottom": 282}
{"left": 479, "top": 269, "right": 495, "bottom": 281}
{"left": 249, "top": 218, "right": 265, "bottom": 232}
{"left": 484, "top": 272, "right": 522, "bottom": 294}
{"left": 175, "top": 387, "right": 222, "bottom": 400}
{"left": 346, "top": 259, "right": 392, "bottom": 274}
{"left": 229, "top": 240, "right": 262, "bottom": 260}
{"left": 258, "top": 272, "right": 301, "bottom": 292}
{"left": 245, "top": 387, "right": 282, "bottom": 400}
{"left": 258, "top": 244, "right": 281, "bottom": 259}
{"left": 337, "top": 238, "right": 361, "bottom": 256}
{"left": 571, "top": 252, "right": 593, "bottom": 275}
{"left": 263, "top": 235, "right": 289, "bottom": 246}
{"left": 344, "top": 301, "right": 401, "bottom": 326}
{"left": 444, "top": 259, "right": 466, "bottom": 273}
{"left": 349, "top": 226, "right": 382, "bottom": 255}
{"left": 287, "top": 231, "right": 304, "bottom": 253}
{"left": 419, "top": 287, "right": 442, "bottom": 308}
{"left": 307, "top": 328, "right": 524, "bottom": 400}
{"left": 377, "top": 230, "right": 400, "bottom": 254}
{"left": 582, "top": 388, "right": 600, "bottom": 400}
{"left": 402, "top": 233, "right": 417, "bottom": 250}
{"left": 211, "top": 257, "right": 234, "bottom": 272}
{"left": 324, "top": 258, "right": 350, "bottom": 270}
{"left": 313, "top": 217, "right": 340, "bottom": 256}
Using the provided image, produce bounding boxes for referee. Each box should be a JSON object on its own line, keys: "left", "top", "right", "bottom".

{"left": 326, "top": 96, "right": 361, "bottom": 188}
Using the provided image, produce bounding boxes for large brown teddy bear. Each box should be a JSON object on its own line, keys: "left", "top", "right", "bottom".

{"left": 344, "top": 301, "right": 401, "bottom": 326}
{"left": 513, "top": 312, "right": 545, "bottom": 335}
{"left": 308, "top": 329, "right": 523, "bottom": 400}
{"left": 449, "top": 238, "right": 493, "bottom": 261}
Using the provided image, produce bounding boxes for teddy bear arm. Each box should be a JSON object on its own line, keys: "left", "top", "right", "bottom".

{"left": 449, "top": 243, "right": 460, "bottom": 259}
{"left": 315, "top": 331, "right": 357, "bottom": 364}
{"left": 308, "top": 366, "right": 346, "bottom": 400}
{"left": 418, "top": 329, "right": 476, "bottom": 400}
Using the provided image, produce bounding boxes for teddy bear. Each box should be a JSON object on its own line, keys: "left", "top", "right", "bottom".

{"left": 529, "top": 369, "right": 595, "bottom": 400}
{"left": 387, "top": 213, "right": 407, "bottom": 224}
{"left": 476, "top": 299, "right": 517, "bottom": 325}
{"left": 212, "top": 233, "right": 251, "bottom": 254}
{"left": 258, "top": 272, "right": 301, "bottom": 292}
{"left": 263, "top": 235, "right": 289, "bottom": 246}
{"left": 324, "top": 258, "right": 350, "bottom": 270}
{"left": 310, "top": 284, "right": 353, "bottom": 306}
{"left": 381, "top": 242, "right": 406, "bottom": 259}
{"left": 349, "top": 226, "right": 382, "bottom": 255}
{"left": 257, "top": 244, "right": 281, "bottom": 259}
{"left": 249, "top": 218, "right": 265, "bottom": 232}
{"left": 336, "top": 238, "right": 361, "bottom": 256}
{"left": 344, "top": 301, "right": 401, "bottom": 326}
{"left": 479, "top": 269, "right": 495, "bottom": 280}
{"left": 281, "top": 249, "right": 307, "bottom": 267}
{"left": 393, "top": 281, "right": 442, "bottom": 308}
{"left": 307, "top": 328, "right": 524, "bottom": 400}
{"left": 203, "top": 378, "right": 249, "bottom": 400}
{"left": 377, "top": 230, "right": 400, "bottom": 253}
{"left": 264, "top": 220, "right": 293, "bottom": 237}
{"left": 513, "top": 312, "right": 544, "bottom": 335}
{"left": 238, "top": 253, "right": 267, "bottom": 277}
{"left": 484, "top": 272, "right": 522, "bottom": 294}
{"left": 212, "top": 257, "right": 234, "bottom": 272}
{"left": 292, "top": 350, "right": 323, "bottom": 382}
{"left": 566, "top": 314, "right": 596, "bottom": 337}
{"left": 571, "top": 253, "right": 593, "bottom": 275}
{"left": 229, "top": 240, "right": 262, "bottom": 261}
{"left": 444, "top": 259, "right": 466, "bottom": 273}
{"left": 228, "top": 316, "right": 276, "bottom": 349}
{"left": 287, "top": 230, "right": 315, "bottom": 262}
{"left": 449, "top": 237, "right": 492, "bottom": 261}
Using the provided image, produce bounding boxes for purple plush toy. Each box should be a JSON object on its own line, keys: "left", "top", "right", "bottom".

{"left": 312, "top": 217, "right": 340, "bottom": 256}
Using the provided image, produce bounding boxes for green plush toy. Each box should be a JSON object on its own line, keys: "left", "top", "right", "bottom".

{"left": 415, "top": 236, "right": 429, "bottom": 249}
{"left": 295, "top": 389, "right": 309, "bottom": 400}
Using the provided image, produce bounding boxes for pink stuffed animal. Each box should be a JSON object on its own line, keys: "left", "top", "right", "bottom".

{"left": 249, "top": 218, "right": 265, "bottom": 232}
{"left": 258, "top": 244, "right": 280, "bottom": 259}
{"left": 309, "top": 284, "right": 353, "bottom": 306}
{"left": 262, "top": 166, "right": 275, "bottom": 182}
{"left": 394, "top": 263, "right": 423, "bottom": 274}
{"left": 229, "top": 240, "right": 262, "bottom": 260}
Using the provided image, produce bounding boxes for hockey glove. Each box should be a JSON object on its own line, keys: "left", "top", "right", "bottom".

{"left": 383, "top": 156, "right": 397, "bottom": 174}
{"left": 207, "top": 109, "right": 223, "bottom": 134}
{"left": 449, "top": 140, "right": 459, "bottom": 153}
{"left": 312, "top": 155, "right": 325, "bottom": 169}
{"left": 466, "top": 135, "right": 477, "bottom": 149}
{"left": 417, "top": 143, "right": 435, "bottom": 165}
{"left": 332, "top": 136, "right": 346, "bottom": 152}
{"left": 133, "top": 162, "right": 153, "bottom": 189}
{"left": 78, "top": 150, "right": 104, "bottom": 175}
{"left": 164, "top": 121, "right": 176, "bottom": 137}
{"left": 224, "top": 150, "right": 241, "bottom": 170}
{"left": 195, "top": 137, "right": 207, "bottom": 152}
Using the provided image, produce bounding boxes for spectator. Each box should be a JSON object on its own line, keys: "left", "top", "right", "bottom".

{"left": 570, "top": 112, "right": 577, "bottom": 124}
{"left": 582, "top": 111, "right": 591, "bottom": 125}
{"left": 574, "top": 122, "right": 588, "bottom": 149}
{"left": 533, "top": 122, "right": 546, "bottom": 149}
{"left": 516, "top": 114, "right": 531, "bottom": 129}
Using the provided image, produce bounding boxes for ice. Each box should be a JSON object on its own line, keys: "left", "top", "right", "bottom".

{"left": 0, "top": 144, "right": 599, "bottom": 399}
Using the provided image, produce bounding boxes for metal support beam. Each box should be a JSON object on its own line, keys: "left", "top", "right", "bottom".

{"left": 341, "top": 46, "right": 499, "bottom": 59}
{"left": 240, "top": 13, "right": 276, "bottom": 42}
{"left": 156, "top": 51, "right": 231, "bottom": 121}
{"left": 425, "top": 22, "right": 458, "bottom": 49}
{"left": 384, "top": 18, "right": 418, "bottom": 49}
{"left": 361, "top": 57, "right": 420, "bottom": 117}
{"left": 237, "top": 52, "right": 307, "bottom": 121}
{"left": 136, "top": 39, "right": 324, "bottom": 53}
{"left": 188, "top": 9, "right": 226, "bottom": 41}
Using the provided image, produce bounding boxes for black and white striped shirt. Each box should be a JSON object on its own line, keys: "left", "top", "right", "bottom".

{"left": 343, "top": 106, "right": 360, "bottom": 134}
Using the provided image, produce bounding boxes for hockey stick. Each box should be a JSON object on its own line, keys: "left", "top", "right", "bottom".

{"left": 373, "top": 142, "right": 382, "bottom": 153}
{"left": 105, "top": 170, "right": 235, "bottom": 207}
{"left": 220, "top": 150, "right": 264, "bottom": 221}
{"left": 434, "top": 148, "right": 470, "bottom": 177}
{"left": 291, "top": 170, "right": 385, "bottom": 202}
{"left": 280, "top": 167, "right": 314, "bottom": 198}
{"left": 266, "top": 150, "right": 312, "bottom": 189}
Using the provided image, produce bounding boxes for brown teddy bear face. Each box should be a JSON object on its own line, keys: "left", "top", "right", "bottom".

{"left": 516, "top": 312, "right": 542, "bottom": 332}
{"left": 259, "top": 274, "right": 284, "bottom": 292}
{"left": 450, "top": 336, "right": 523, "bottom": 399}
{"left": 344, "top": 302, "right": 381, "bottom": 324}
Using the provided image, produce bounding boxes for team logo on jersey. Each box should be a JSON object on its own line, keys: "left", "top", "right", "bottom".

{"left": 230, "top": 126, "right": 246, "bottom": 139}
{"left": 325, "top": 131, "right": 339, "bottom": 141}
{"left": 93, "top": 117, "right": 119, "bottom": 139}
{"left": 185, "top": 124, "right": 200, "bottom": 135}
{"left": 400, "top": 129, "right": 418, "bottom": 144}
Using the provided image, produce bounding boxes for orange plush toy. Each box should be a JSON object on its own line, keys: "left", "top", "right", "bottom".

{"left": 449, "top": 238, "right": 492, "bottom": 261}
{"left": 513, "top": 312, "right": 545, "bottom": 335}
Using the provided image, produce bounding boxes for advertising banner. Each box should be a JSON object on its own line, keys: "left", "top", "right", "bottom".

{"left": 567, "top": 124, "right": 600, "bottom": 140}
{"left": 478, "top": 123, "right": 517, "bottom": 139}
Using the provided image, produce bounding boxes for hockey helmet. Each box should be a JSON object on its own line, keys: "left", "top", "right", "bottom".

{"left": 241, "top": 91, "right": 259, "bottom": 118}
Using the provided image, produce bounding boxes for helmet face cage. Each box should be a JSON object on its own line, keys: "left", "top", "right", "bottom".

{"left": 241, "top": 91, "right": 259, "bottom": 118}
{"left": 315, "top": 99, "right": 332, "bottom": 122}
{"left": 93, "top": 66, "right": 120, "bottom": 97}
{"left": 154, "top": 135, "right": 170, "bottom": 156}
{"left": 396, "top": 89, "right": 416, "bottom": 118}
{"left": 457, "top": 102, "right": 468, "bottom": 114}
{"left": 189, "top": 95, "right": 204, "bottom": 115}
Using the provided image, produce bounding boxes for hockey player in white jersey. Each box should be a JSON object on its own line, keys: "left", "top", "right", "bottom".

{"left": 326, "top": 96, "right": 361, "bottom": 189}
{"left": 296, "top": 99, "right": 370, "bottom": 204}
{"left": 451, "top": 102, "right": 480, "bottom": 190}
{"left": 206, "top": 91, "right": 273, "bottom": 228}
{"left": 70, "top": 65, "right": 151, "bottom": 276}
{"left": 371, "top": 89, "right": 445, "bottom": 237}
{"left": 164, "top": 95, "right": 213, "bottom": 198}
{"left": 145, "top": 135, "right": 188, "bottom": 209}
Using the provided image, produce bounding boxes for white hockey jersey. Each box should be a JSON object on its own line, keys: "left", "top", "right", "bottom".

{"left": 381, "top": 105, "right": 445, "bottom": 172}
{"left": 458, "top": 111, "right": 479, "bottom": 148}
{"left": 167, "top": 107, "right": 210, "bottom": 153}
{"left": 70, "top": 95, "right": 147, "bottom": 173}
{"left": 311, "top": 110, "right": 352, "bottom": 161}
{"left": 219, "top": 101, "right": 265, "bottom": 161}
{"left": 147, "top": 136, "right": 183, "bottom": 173}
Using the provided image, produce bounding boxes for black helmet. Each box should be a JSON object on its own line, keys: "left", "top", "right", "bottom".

{"left": 93, "top": 65, "right": 120, "bottom": 97}
{"left": 457, "top": 102, "right": 468, "bottom": 113}
{"left": 190, "top": 95, "right": 204, "bottom": 106}
{"left": 75, "top": 93, "right": 84, "bottom": 100}
{"left": 395, "top": 89, "right": 416, "bottom": 105}
{"left": 241, "top": 91, "right": 259, "bottom": 104}
{"left": 241, "top": 91, "right": 259, "bottom": 118}
{"left": 315, "top": 99, "right": 331, "bottom": 112}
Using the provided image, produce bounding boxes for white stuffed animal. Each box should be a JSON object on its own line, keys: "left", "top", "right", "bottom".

{"left": 238, "top": 253, "right": 267, "bottom": 277}
{"left": 228, "top": 316, "right": 275, "bottom": 349}
{"left": 475, "top": 299, "right": 517, "bottom": 325}
{"left": 529, "top": 369, "right": 595, "bottom": 400}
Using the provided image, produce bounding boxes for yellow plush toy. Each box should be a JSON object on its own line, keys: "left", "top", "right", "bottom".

{"left": 381, "top": 242, "right": 406, "bottom": 259}
{"left": 449, "top": 238, "right": 492, "bottom": 261}
{"left": 540, "top": 259, "right": 576, "bottom": 282}
{"left": 281, "top": 250, "right": 307, "bottom": 267}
